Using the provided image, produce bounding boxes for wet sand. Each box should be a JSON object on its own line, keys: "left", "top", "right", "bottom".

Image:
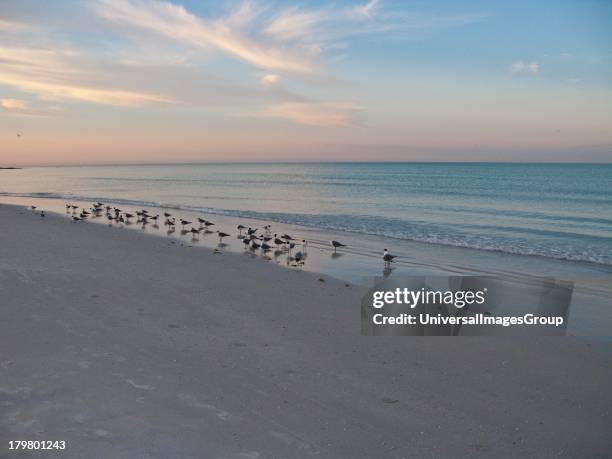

{"left": 1, "top": 203, "right": 611, "bottom": 458}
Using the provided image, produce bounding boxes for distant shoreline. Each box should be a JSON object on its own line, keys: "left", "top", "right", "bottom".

{"left": 0, "top": 167, "right": 21, "bottom": 169}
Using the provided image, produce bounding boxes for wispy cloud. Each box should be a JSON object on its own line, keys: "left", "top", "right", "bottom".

{"left": 259, "top": 73, "right": 280, "bottom": 86}
{"left": 95, "top": 0, "right": 319, "bottom": 74}
{"left": 345, "top": 0, "right": 381, "bottom": 21}
{"left": 1, "top": 98, "right": 26, "bottom": 110}
{"left": 0, "top": 46, "right": 178, "bottom": 106}
{"left": 510, "top": 60, "right": 540, "bottom": 74}
{"left": 264, "top": 102, "right": 361, "bottom": 127}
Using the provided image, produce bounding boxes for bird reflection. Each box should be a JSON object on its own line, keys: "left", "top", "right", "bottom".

{"left": 383, "top": 264, "right": 394, "bottom": 278}
{"left": 331, "top": 252, "right": 344, "bottom": 260}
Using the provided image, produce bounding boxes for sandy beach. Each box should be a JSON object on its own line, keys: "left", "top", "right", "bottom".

{"left": 1, "top": 203, "right": 611, "bottom": 458}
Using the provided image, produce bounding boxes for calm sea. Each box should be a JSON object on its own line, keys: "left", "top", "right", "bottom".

{"left": 2, "top": 163, "right": 611, "bottom": 265}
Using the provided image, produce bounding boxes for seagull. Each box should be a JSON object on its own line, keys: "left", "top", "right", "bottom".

{"left": 242, "top": 237, "right": 251, "bottom": 248}
{"left": 164, "top": 212, "right": 172, "bottom": 218}
{"left": 30, "top": 206, "right": 36, "bottom": 211}
{"left": 251, "top": 239, "right": 261, "bottom": 250}
{"left": 294, "top": 251, "right": 304, "bottom": 263}
{"left": 237, "top": 224, "right": 246, "bottom": 235}
{"left": 124, "top": 213, "right": 134, "bottom": 219}
{"left": 150, "top": 214, "right": 159, "bottom": 221}
{"left": 197, "top": 217, "right": 206, "bottom": 226}
{"left": 180, "top": 219, "right": 191, "bottom": 227}
{"left": 263, "top": 225, "right": 271, "bottom": 233}
{"left": 217, "top": 231, "right": 230, "bottom": 242}
{"left": 261, "top": 241, "right": 272, "bottom": 251}
{"left": 40, "top": 211, "right": 46, "bottom": 218}
{"left": 204, "top": 220, "right": 215, "bottom": 228}
{"left": 274, "top": 236, "right": 284, "bottom": 247}
{"left": 330, "top": 240, "right": 346, "bottom": 252}
{"left": 247, "top": 227, "right": 257, "bottom": 236}
{"left": 281, "top": 234, "right": 293, "bottom": 241}
{"left": 190, "top": 227, "right": 201, "bottom": 237}
{"left": 383, "top": 249, "right": 396, "bottom": 263}
{"left": 72, "top": 216, "right": 81, "bottom": 222}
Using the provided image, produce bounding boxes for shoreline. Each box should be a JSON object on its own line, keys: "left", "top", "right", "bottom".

{"left": 2, "top": 191, "right": 611, "bottom": 269}
{"left": 1, "top": 203, "right": 612, "bottom": 457}
{"left": 2, "top": 196, "right": 611, "bottom": 336}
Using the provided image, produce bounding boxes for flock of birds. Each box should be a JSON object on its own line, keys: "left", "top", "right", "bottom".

{"left": 30, "top": 202, "right": 398, "bottom": 266}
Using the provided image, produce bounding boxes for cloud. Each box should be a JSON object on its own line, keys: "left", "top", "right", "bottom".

{"left": 511, "top": 60, "right": 540, "bottom": 74}
{"left": 345, "top": 0, "right": 381, "bottom": 21}
{"left": 264, "top": 8, "right": 325, "bottom": 41}
{"left": 263, "top": 102, "right": 361, "bottom": 127}
{"left": 259, "top": 73, "right": 280, "bottom": 86}
{"left": 0, "top": 46, "right": 178, "bottom": 106}
{"left": 95, "top": 0, "right": 318, "bottom": 74}
{"left": 1, "top": 98, "right": 26, "bottom": 110}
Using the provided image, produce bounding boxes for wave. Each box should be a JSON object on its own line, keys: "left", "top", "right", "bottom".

{"left": 2, "top": 191, "right": 611, "bottom": 266}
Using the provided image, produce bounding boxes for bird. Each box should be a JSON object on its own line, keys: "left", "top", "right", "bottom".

{"left": 237, "top": 224, "right": 246, "bottom": 235}
{"left": 204, "top": 220, "right": 215, "bottom": 228}
{"left": 164, "top": 212, "right": 172, "bottom": 218}
{"left": 274, "top": 236, "right": 284, "bottom": 247}
{"left": 217, "top": 231, "right": 230, "bottom": 242}
{"left": 242, "top": 237, "right": 251, "bottom": 248}
{"left": 150, "top": 214, "right": 159, "bottom": 221}
{"left": 190, "top": 227, "right": 201, "bottom": 237}
{"left": 282, "top": 234, "right": 293, "bottom": 241}
{"left": 247, "top": 227, "right": 257, "bottom": 236}
{"left": 197, "top": 217, "right": 206, "bottom": 226}
{"left": 301, "top": 239, "right": 308, "bottom": 252}
{"left": 72, "top": 216, "right": 81, "bottom": 222}
{"left": 17, "top": 133, "right": 21, "bottom": 137}
{"left": 39, "top": 211, "right": 46, "bottom": 218}
{"left": 294, "top": 251, "right": 304, "bottom": 263}
{"left": 261, "top": 241, "right": 272, "bottom": 251}
{"left": 251, "top": 240, "right": 261, "bottom": 250}
{"left": 263, "top": 225, "right": 271, "bottom": 233}
{"left": 180, "top": 219, "right": 191, "bottom": 227}
{"left": 383, "top": 249, "right": 396, "bottom": 263}
{"left": 30, "top": 206, "right": 36, "bottom": 211}
{"left": 330, "top": 240, "right": 346, "bottom": 252}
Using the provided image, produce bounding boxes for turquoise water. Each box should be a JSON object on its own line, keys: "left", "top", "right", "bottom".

{"left": 1, "top": 163, "right": 611, "bottom": 265}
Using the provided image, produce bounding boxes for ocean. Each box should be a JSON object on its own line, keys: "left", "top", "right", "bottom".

{"left": 2, "top": 162, "right": 611, "bottom": 266}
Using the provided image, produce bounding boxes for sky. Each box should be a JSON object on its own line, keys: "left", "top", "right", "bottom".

{"left": 1, "top": 0, "right": 611, "bottom": 165}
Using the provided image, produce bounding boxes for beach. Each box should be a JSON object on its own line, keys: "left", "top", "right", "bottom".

{"left": 1, "top": 203, "right": 611, "bottom": 458}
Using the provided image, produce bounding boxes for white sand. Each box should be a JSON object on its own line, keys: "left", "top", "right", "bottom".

{"left": 1, "top": 203, "right": 611, "bottom": 458}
